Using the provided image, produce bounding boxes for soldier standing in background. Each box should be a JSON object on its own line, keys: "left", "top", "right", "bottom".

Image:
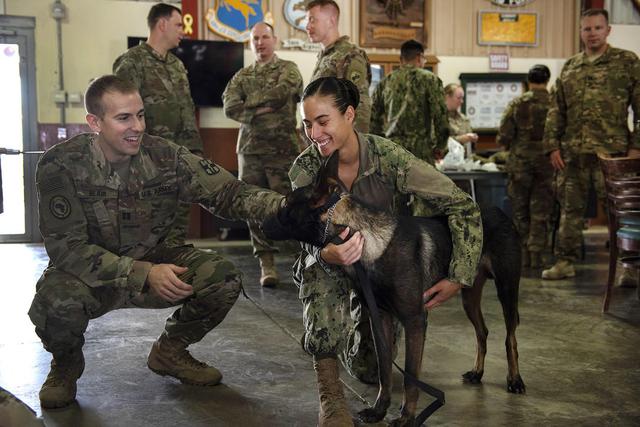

{"left": 445, "top": 83, "right": 478, "bottom": 152}
{"left": 370, "top": 39, "right": 449, "bottom": 165}
{"left": 223, "top": 22, "right": 303, "bottom": 287}
{"left": 497, "top": 64, "right": 553, "bottom": 269}
{"left": 29, "top": 75, "right": 284, "bottom": 409}
{"left": 305, "top": 0, "right": 372, "bottom": 132}
{"left": 541, "top": 8, "right": 640, "bottom": 283}
{"left": 113, "top": 2, "right": 202, "bottom": 247}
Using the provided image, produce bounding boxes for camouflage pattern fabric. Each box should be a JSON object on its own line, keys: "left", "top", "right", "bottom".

{"left": 289, "top": 132, "right": 482, "bottom": 368}
{"left": 114, "top": 42, "right": 205, "bottom": 246}
{"left": 223, "top": 55, "right": 303, "bottom": 156}
{"left": 0, "top": 387, "right": 44, "bottom": 427}
{"left": 448, "top": 110, "right": 474, "bottom": 141}
{"left": 223, "top": 55, "right": 302, "bottom": 256}
{"left": 29, "top": 245, "right": 242, "bottom": 355}
{"left": 555, "top": 153, "right": 606, "bottom": 261}
{"left": 238, "top": 153, "right": 294, "bottom": 256}
{"left": 310, "top": 36, "right": 372, "bottom": 133}
{"left": 542, "top": 45, "right": 640, "bottom": 260}
{"left": 370, "top": 64, "right": 449, "bottom": 165}
{"left": 543, "top": 45, "right": 640, "bottom": 155}
{"left": 29, "top": 132, "right": 285, "bottom": 353}
{"left": 113, "top": 43, "right": 203, "bottom": 152}
{"left": 497, "top": 89, "right": 554, "bottom": 251}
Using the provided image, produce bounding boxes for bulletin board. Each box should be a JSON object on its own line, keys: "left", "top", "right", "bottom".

{"left": 460, "top": 73, "right": 528, "bottom": 133}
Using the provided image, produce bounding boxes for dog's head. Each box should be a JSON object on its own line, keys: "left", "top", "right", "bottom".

{"left": 262, "top": 152, "right": 351, "bottom": 246}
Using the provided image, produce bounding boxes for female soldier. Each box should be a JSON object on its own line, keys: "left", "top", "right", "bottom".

{"left": 289, "top": 77, "right": 482, "bottom": 426}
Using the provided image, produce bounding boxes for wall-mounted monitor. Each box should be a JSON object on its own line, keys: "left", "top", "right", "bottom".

{"left": 127, "top": 37, "right": 244, "bottom": 107}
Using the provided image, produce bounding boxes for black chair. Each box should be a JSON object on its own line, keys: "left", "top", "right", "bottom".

{"left": 597, "top": 153, "right": 640, "bottom": 313}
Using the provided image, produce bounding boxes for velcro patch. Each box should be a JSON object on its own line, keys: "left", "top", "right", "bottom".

{"left": 49, "top": 195, "right": 71, "bottom": 219}
{"left": 199, "top": 159, "right": 220, "bottom": 176}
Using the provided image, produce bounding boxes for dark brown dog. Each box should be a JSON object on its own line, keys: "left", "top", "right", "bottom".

{"left": 263, "top": 156, "right": 525, "bottom": 426}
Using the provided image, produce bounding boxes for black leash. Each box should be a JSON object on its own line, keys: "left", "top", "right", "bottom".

{"left": 352, "top": 262, "right": 445, "bottom": 426}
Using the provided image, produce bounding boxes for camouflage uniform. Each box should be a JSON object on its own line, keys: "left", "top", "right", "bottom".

{"left": 448, "top": 110, "right": 474, "bottom": 142}
{"left": 543, "top": 46, "right": 640, "bottom": 262}
{"left": 223, "top": 55, "right": 302, "bottom": 256}
{"left": 370, "top": 64, "right": 449, "bottom": 165}
{"left": 311, "top": 36, "right": 372, "bottom": 132}
{"left": 497, "top": 88, "right": 553, "bottom": 253}
{"left": 113, "top": 42, "right": 203, "bottom": 246}
{"left": 28, "top": 133, "right": 284, "bottom": 359}
{"left": 289, "top": 132, "right": 482, "bottom": 382}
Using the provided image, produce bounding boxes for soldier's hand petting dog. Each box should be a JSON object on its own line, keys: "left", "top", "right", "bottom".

{"left": 147, "top": 264, "right": 194, "bottom": 302}
{"left": 422, "top": 279, "right": 462, "bottom": 310}
{"left": 320, "top": 227, "right": 364, "bottom": 266}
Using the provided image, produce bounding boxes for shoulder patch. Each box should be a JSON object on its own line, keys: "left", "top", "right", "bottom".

{"left": 49, "top": 196, "right": 71, "bottom": 219}
{"left": 199, "top": 159, "right": 220, "bottom": 176}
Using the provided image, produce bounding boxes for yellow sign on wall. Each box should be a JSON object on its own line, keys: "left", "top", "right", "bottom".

{"left": 478, "top": 11, "right": 538, "bottom": 46}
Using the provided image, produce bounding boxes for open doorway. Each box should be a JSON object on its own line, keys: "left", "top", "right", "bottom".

{"left": 0, "top": 16, "right": 39, "bottom": 242}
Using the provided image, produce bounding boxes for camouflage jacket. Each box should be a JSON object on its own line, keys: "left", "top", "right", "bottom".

{"left": 448, "top": 110, "right": 473, "bottom": 141}
{"left": 113, "top": 43, "right": 203, "bottom": 152}
{"left": 370, "top": 64, "right": 449, "bottom": 165}
{"left": 311, "top": 36, "right": 372, "bottom": 133}
{"left": 222, "top": 55, "right": 302, "bottom": 155}
{"left": 36, "top": 133, "right": 283, "bottom": 293}
{"left": 289, "top": 132, "right": 482, "bottom": 288}
{"left": 543, "top": 45, "right": 640, "bottom": 155}
{"left": 497, "top": 88, "right": 551, "bottom": 166}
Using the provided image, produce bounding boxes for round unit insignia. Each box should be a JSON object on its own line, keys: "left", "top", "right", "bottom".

{"left": 50, "top": 196, "right": 71, "bottom": 219}
{"left": 284, "top": 0, "right": 308, "bottom": 31}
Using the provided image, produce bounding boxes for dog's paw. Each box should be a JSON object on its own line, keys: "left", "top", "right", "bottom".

{"left": 389, "top": 414, "right": 416, "bottom": 427}
{"left": 507, "top": 374, "right": 526, "bottom": 394}
{"left": 462, "top": 370, "right": 484, "bottom": 384}
{"left": 357, "top": 407, "right": 386, "bottom": 423}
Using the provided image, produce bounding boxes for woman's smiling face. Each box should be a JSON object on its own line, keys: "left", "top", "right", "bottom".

{"left": 301, "top": 94, "right": 355, "bottom": 157}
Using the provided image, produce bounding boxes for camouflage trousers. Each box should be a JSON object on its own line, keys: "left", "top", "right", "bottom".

{"left": 293, "top": 253, "right": 401, "bottom": 384}
{"left": 555, "top": 152, "right": 606, "bottom": 261}
{"left": 507, "top": 159, "right": 554, "bottom": 252}
{"left": 28, "top": 245, "right": 241, "bottom": 357}
{"left": 238, "top": 153, "right": 295, "bottom": 257}
{"left": 164, "top": 202, "right": 191, "bottom": 247}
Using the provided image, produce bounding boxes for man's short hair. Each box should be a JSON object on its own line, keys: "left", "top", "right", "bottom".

{"left": 581, "top": 8, "right": 609, "bottom": 23}
{"left": 400, "top": 39, "right": 424, "bottom": 62}
{"left": 85, "top": 75, "right": 138, "bottom": 117}
{"left": 306, "top": 0, "right": 340, "bottom": 17}
{"left": 527, "top": 64, "right": 551, "bottom": 84}
{"left": 147, "top": 2, "right": 182, "bottom": 30}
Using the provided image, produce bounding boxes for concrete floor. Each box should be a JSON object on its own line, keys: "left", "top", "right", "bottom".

{"left": 0, "top": 229, "right": 639, "bottom": 427}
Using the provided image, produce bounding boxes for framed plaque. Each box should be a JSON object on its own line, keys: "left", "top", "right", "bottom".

{"left": 359, "top": 0, "right": 430, "bottom": 49}
{"left": 478, "top": 10, "right": 538, "bottom": 46}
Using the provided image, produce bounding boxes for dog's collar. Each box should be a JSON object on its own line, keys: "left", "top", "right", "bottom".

{"left": 321, "top": 193, "right": 341, "bottom": 245}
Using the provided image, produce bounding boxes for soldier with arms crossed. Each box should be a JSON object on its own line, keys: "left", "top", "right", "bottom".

{"left": 223, "top": 22, "right": 303, "bottom": 287}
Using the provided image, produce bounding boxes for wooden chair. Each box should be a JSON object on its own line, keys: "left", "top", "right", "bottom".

{"left": 597, "top": 153, "right": 640, "bottom": 312}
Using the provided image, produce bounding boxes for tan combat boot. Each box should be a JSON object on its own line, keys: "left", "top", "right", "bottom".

{"left": 542, "top": 259, "right": 576, "bottom": 280}
{"left": 39, "top": 349, "right": 84, "bottom": 409}
{"left": 147, "top": 333, "right": 222, "bottom": 386}
{"left": 529, "top": 251, "right": 542, "bottom": 269}
{"left": 314, "top": 356, "right": 354, "bottom": 427}
{"left": 616, "top": 266, "right": 638, "bottom": 288}
{"left": 259, "top": 253, "right": 278, "bottom": 288}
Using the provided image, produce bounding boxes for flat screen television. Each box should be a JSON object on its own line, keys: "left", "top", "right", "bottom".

{"left": 126, "top": 37, "right": 244, "bottom": 107}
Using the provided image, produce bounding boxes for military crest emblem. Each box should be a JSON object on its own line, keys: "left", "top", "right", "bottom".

{"left": 206, "top": 0, "right": 271, "bottom": 42}
{"left": 283, "top": 0, "right": 307, "bottom": 31}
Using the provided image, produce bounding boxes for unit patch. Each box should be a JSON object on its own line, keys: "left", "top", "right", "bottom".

{"left": 49, "top": 196, "right": 71, "bottom": 219}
